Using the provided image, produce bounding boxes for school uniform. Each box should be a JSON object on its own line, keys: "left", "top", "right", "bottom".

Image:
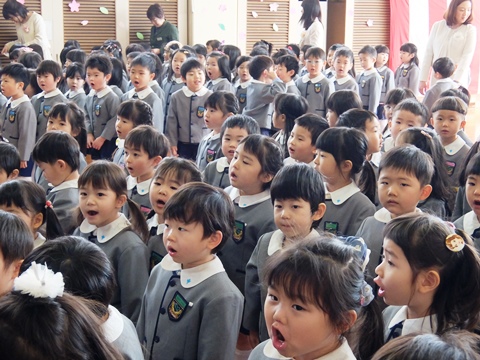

{"left": 357, "top": 68, "right": 383, "bottom": 112}
{"left": 285, "top": 79, "right": 301, "bottom": 96}
{"left": 0, "top": 93, "right": 7, "bottom": 108}
{"left": 219, "top": 187, "right": 277, "bottom": 294}
{"left": 318, "top": 182, "right": 375, "bottom": 236}
{"left": 121, "top": 87, "right": 164, "bottom": 133}
{"left": 31, "top": 88, "right": 69, "bottom": 141}
{"left": 110, "top": 85, "right": 124, "bottom": 99}
{"left": 394, "top": 63, "right": 420, "bottom": 94}
{"left": 125, "top": 176, "right": 152, "bottom": 218}
{"left": 46, "top": 179, "right": 78, "bottom": 235}
{"left": 383, "top": 305, "right": 436, "bottom": 342}
{"left": 149, "top": 80, "right": 165, "bottom": 105}
{"left": 422, "top": 78, "right": 458, "bottom": 111}
{"left": 453, "top": 211, "right": 480, "bottom": 251}
{"left": 34, "top": 152, "right": 87, "bottom": 192}
{"left": 332, "top": 74, "right": 360, "bottom": 93}
{"left": 65, "top": 88, "right": 87, "bottom": 110}
{"left": 249, "top": 338, "right": 356, "bottom": 360}
{"left": 136, "top": 255, "right": 244, "bottom": 360}
{"left": 295, "top": 73, "right": 334, "bottom": 118}
{"left": 244, "top": 229, "right": 319, "bottom": 342}
{"left": 243, "top": 79, "right": 286, "bottom": 132}
{"left": 376, "top": 66, "right": 395, "bottom": 119}
{"left": 162, "top": 75, "right": 184, "bottom": 128}
{"left": 234, "top": 79, "right": 251, "bottom": 113}
{"left": 206, "top": 77, "right": 235, "bottom": 93}
{"left": 102, "top": 305, "right": 144, "bottom": 360}
{"left": 147, "top": 213, "right": 166, "bottom": 271}
{"left": 34, "top": 232, "right": 46, "bottom": 249}
{"left": 165, "top": 86, "right": 212, "bottom": 160}
{"left": 452, "top": 186, "right": 470, "bottom": 221}
{"left": 324, "top": 67, "right": 335, "bottom": 79}
{"left": 74, "top": 214, "right": 149, "bottom": 323}
{"left": 196, "top": 132, "right": 222, "bottom": 171}
{"left": 202, "top": 157, "right": 231, "bottom": 189}
{"left": 418, "top": 196, "right": 448, "bottom": 220}
{"left": 443, "top": 136, "right": 470, "bottom": 190}
{"left": 112, "top": 139, "right": 127, "bottom": 173}
{"left": 283, "top": 156, "right": 316, "bottom": 168}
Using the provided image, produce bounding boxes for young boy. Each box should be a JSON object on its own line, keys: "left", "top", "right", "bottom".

{"left": 0, "top": 143, "right": 20, "bottom": 184}
{"left": 275, "top": 54, "right": 300, "bottom": 96}
{"left": 357, "top": 145, "right": 433, "bottom": 278}
{"left": 124, "top": 125, "right": 169, "bottom": 218}
{"left": 374, "top": 45, "right": 395, "bottom": 121}
{"left": 234, "top": 56, "right": 252, "bottom": 114}
{"left": 165, "top": 58, "right": 212, "bottom": 160}
{"left": 0, "top": 63, "right": 36, "bottom": 174}
{"left": 324, "top": 43, "right": 341, "bottom": 79}
{"left": 31, "top": 60, "right": 68, "bottom": 142}
{"left": 243, "top": 55, "right": 286, "bottom": 136}
{"left": 84, "top": 54, "right": 121, "bottom": 160}
{"left": 285, "top": 113, "right": 329, "bottom": 166}
{"left": 357, "top": 45, "right": 383, "bottom": 113}
{"left": 203, "top": 115, "right": 260, "bottom": 189}
{"left": 294, "top": 47, "right": 334, "bottom": 119}
{"left": 136, "top": 182, "right": 244, "bottom": 359}
{"left": 422, "top": 57, "right": 457, "bottom": 111}
{"left": 121, "top": 53, "right": 164, "bottom": 132}
{"left": 32, "top": 131, "right": 80, "bottom": 234}
{"left": 243, "top": 164, "right": 326, "bottom": 343}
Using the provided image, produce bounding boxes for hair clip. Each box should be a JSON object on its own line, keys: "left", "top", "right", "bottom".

{"left": 360, "top": 281, "right": 374, "bottom": 307}
{"left": 445, "top": 233, "right": 465, "bottom": 252}
{"left": 420, "top": 130, "right": 433, "bottom": 140}
{"left": 45, "top": 200, "right": 53, "bottom": 209}
{"left": 14, "top": 262, "right": 64, "bottom": 299}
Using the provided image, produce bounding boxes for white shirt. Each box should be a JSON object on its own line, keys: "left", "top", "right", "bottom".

{"left": 299, "top": 18, "right": 326, "bottom": 51}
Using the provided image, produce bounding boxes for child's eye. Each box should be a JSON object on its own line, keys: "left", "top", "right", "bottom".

{"left": 153, "top": 181, "right": 161, "bottom": 186}
{"left": 170, "top": 186, "right": 178, "bottom": 191}
{"left": 79, "top": 191, "right": 87, "bottom": 196}
{"left": 178, "top": 227, "right": 187, "bottom": 232}
{"left": 97, "top": 192, "right": 105, "bottom": 197}
{"left": 268, "top": 294, "right": 278, "bottom": 301}
{"left": 274, "top": 204, "right": 282, "bottom": 209}
{"left": 401, "top": 183, "right": 409, "bottom": 187}
{"left": 468, "top": 182, "right": 476, "bottom": 186}
{"left": 292, "top": 205, "right": 300, "bottom": 209}
{"left": 292, "top": 304, "right": 305, "bottom": 311}
{"left": 164, "top": 223, "right": 170, "bottom": 229}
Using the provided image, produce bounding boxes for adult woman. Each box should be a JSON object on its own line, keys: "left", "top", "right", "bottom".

{"left": 299, "top": 0, "right": 326, "bottom": 51}
{"left": 1, "top": 0, "right": 51, "bottom": 60}
{"left": 419, "top": 0, "right": 476, "bottom": 93}
{"left": 146, "top": 3, "right": 179, "bottom": 61}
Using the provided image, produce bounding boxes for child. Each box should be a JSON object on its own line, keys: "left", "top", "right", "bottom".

{"left": 205, "top": 51, "right": 234, "bottom": 93}
{"left": 453, "top": 142, "right": 480, "bottom": 220}
{"left": 234, "top": 55, "right": 252, "bottom": 113}
{"left": 357, "top": 145, "right": 434, "bottom": 278}
{"left": 84, "top": 54, "right": 121, "bottom": 160}
{"left": 375, "top": 45, "right": 395, "bottom": 121}
{"left": 382, "top": 88, "right": 416, "bottom": 125}
{"left": 272, "top": 93, "right": 309, "bottom": 158}
{"left": 0, "top": 142, "right": 20, "bottom": 184}
{"left": 243, "top": 164, "right": 326, "bottom": 344}
{"left": 206, "top": 39, "right": 221, "bottom": 53}
{"left": 315, "top": 127, "right": 376, "bottom": 236}
{"left": 114, "top": 100, "right": 153, "bottom": 171}
{"left": 375, "top": 212, "right": 480, "bottom": 340}
{"left": 21, "top": 236, "right": 144, "bottom": 359}
{"left": 249, "top": 237, "right": 383, "bottom": 360}
{"left": 165, "top": 58, "right": 212, "bottom": 160}
{"left": 0, "top": 63, "right": 36, "bottom": 175}
{"left": 324, "top": 43, "right": 342, "bottom": 79}
{"left": 196, "top": 91, "right": 239, "bottom": 171}
{"left": 357, "top": 45, "right": 383, "bottom": 113}
{"left": 423, "top": 57, "right": 457, "bottom": 111}
{"left": 124, "top": 125, "right": 169, "bottom": 217}
{"left": 0, "top": 179, "right": 63, "bottom": 247}
{"left": 332, "top": 47, "right": 359, "bottom": 92}
{"left": 0, "top": 211, "right": 33, "bottom": 297}
{"left": 31, "top": 60, "right": 69, "bottom": 141}
{"left": 109, "top": 58, "right": 126, "bottom": 99}
{"left": 286, "top": 113, "right": 329, "bottom": 166}
{"left": 275, "top": 54, "right": 300, "bottom": 95}
{"left": 326, "top": 89, "right": 363, "bottom": 127}
{"left": 136, "top": 182, "right": 244, "bottom": 359}
{"left": 147, "top": 157, "right": 202, "bottom": 269}
{"left": 295, "top": 47, "right": 334, "bottom": 119}
{"left": 203, "top": 115, "right": 260, "bottom": 189}
{"left": 394, "top": 43, "right": 420, "bottom": 94}
{"left": 74, "top": 161, "right": 149, "bottom": 323}
{"left": 192, "top": 43, "right": 207, "bottom": 66}
{"left": 65, "top": 62, "right": 87, "bottom": 109}
{"left": 32, "top": 131, "right": 80, "bottom": 234}
{"left": 121, "top": 53, "right": 164, "bottom": 132}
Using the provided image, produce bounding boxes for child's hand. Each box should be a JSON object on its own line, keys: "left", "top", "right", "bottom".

{"left": 87, "top": 133, "right": 94, "bottom": 148}
{"left": 92, "top": 136, "right": 106, "bottom": 150}
{"left": 20, "top": 160, "right": 27, "bottom": 169}
{"left": 419, "top": 81, "right": 428, "bottom": 95}
{"left": 267, "top": 70, "right": 278, "bottom": 81}
{"left": 170, "top": 146, "right": 178, "bottom": 157}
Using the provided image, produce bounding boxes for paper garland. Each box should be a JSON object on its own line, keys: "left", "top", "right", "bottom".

{"left": 68, "top": 0, "right": 80, "bottom": 12}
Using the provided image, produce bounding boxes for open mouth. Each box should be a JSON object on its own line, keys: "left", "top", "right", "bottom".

{"left": 271, "top": 326, "right": 286, "bottom": 350}
{"left": 87, "top": 210, "right": 98, "bottom": 216}
{"left": 167, "top": 246, "right": 177, "bottom": 256}
{"left": 156, "top": 199, "right": 166, "bottom": 207}
{"left": 474, "top": 200, "right": 480, "bottom": 207}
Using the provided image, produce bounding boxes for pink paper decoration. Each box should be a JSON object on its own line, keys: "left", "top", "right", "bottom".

{"left": 69, "top": 0, "right": 80, "bottom": 12}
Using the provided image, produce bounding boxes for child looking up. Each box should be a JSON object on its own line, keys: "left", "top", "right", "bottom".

{"left": 375, "top": 45, "right": 395, "bottom": 120}
{"left": 234, "top": 55, "right": 252, "bottom": 113}
{"left": 357, "top": 45, "right": 383, "bottom": 113}
{"left": 0, "top": 142, "right": 20, "bottom": 184}
{"left": 275, "top": 54, "right": 300, "bottom": 95}
{"left": 205, "top": 51, "right": 234, "bottom": 93}
{"left": 422, "top": 57, "right": 457, "bottom": 111}
{"left": 326, "top": 89, "right": 363, "bottom": 127}
{"left": 332, "top": 46, "right": 358, "bottom": 92}
{"left": 65, "top": 62, "right": 87, "bottom": 109}
{"left": 394, "top": 43, "right": 420, "bottom": 94}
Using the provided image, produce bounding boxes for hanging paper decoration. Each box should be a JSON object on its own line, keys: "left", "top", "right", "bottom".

{"left": 366, "top": 19, "right": 374, "bottom": 27}
{"left": 269, "top": 3, "right": 279, "bottom": 12}
{"left": 136, "top": 32, "right": 144, "bottom": 40}
{"left": 272, "top": 23, "right": 279, "bottom": 32}
{"left": 218, "top": 4, "right": 227, "bottom": 12}
{"left": 99, "top": 7, "right": 109, "bottom": 15}
{"left": 219, "top": 23, "right": 226, "bottom": 31}
{"left": 80, "top": 20, "right": 89, "bottom": 26}
{"left": 251, "top": 11, "right": 258, "bottom": 18}
{"left": 68, "top": 0, "right": 80, "bottom": 12}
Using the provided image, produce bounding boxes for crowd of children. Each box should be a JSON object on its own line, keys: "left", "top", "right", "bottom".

{"left": 0, "top": 26, "right": 479, "bottom": 360}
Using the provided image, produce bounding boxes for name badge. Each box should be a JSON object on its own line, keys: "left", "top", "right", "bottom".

{"left": 168, "top": 291, "right": 189, "bottom": 322}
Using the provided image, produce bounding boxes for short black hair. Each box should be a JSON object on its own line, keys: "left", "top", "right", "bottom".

{"left": 144, "top": 52, "right": 163, "bottom": 81}
{"left": 433, "top": 57, "right": 455, "bottom": 78}
{"left": 2, "top": 0, "right": 27, "bottom": 20}
{"left": 220, "top": 115, "right": 260, "bottom": 141}
{"left": 276, "top": 54, "right": 299, "bottom": 75}
{"left": 206, "top": 39, "right": 221, "bottom": 51}
{"left": 124, "top": 125, "right": 169, "bottom": 158}
{"left": 0, "top": 142, "right": 20, "bottom": 176}
{"left": 131, "top": 53, "right": 156, "bottom": 74}
{"left": 146, "top": 3, "right": 164, "bottom": 20}
{"left": 385, "top": 88, "right": 416, "bottom": 106}
{"left": 117, "top": 99, "right": 153, "bottom": 127}
{"left": 235, "top": 55, "right": 251, "bottom": 68}
{"left": 249, "top": 55, "right": 273, "bottom": 80}
{"left": 36, "top": 60, "right": 62, "bottom": 79}
{"left": 305, "top": 47, "right": 326, "bottom": 60}
{"left": 192, "top": 44, "right": 207, "bottom": 57}
{"left": 85, "top": 54, "right": 112, "bottom": 75}
{"left": 66, "top": 49, "right": 87, "bottom": 65}
{"left": 180, "top": 58, "right": 204, "bottom": 78}
{"left": 375, "top": 44, "right": 390, "bottom": 55}
{"left": 0, "top": 210, "right": 33, "bottom": 269}
{"left": 65, "top": 62, "right": 85, "bottom": 79}
{"left": 0, "top": 63, "right": 29, "bottom": 89}
{"left": 358, "top": 45, "right": 377, "bottom": 57}
{"left": 32, "top": 131, "right": 80, "bottom": 171}
{"left": 394, "top": 98, "right": 429, "bottom": 126}
{"left": 125, "top": 43, "right": 146, "bottom": 55}
{"left": 18, "top": 52, "right": 42, "bottom": 69}
{"left": 295, "top": 114, "right": 329, "bottom": 145}
{"left": 204, "top": 91, "right": 239, "bottom": 115}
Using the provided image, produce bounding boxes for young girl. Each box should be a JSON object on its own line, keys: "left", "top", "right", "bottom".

{"left": 375, "top": 212, "right": 480, "bottom": 341}
{"left": 108, "top": 57, "right": 126, "bottom": 98}
{"left": 65, "top": 62, "right": 87, "bottom": 109}
{"left": 324, "top": 43, "right": 342, "bottom": 79}
{"left": 0, "top": 179, "right": 63, "bottom": 247}
{"left": 196, "top": 91, "right": 239, "bottom": 171}
{"left": 234, "top": 55, "right": 252, "bottom": 113}
{"left": 332, "top": 47, "right": 358, "bottom": 92}
{"left": 326, "top": 89, "right": 363, "bottom": 127}
{"left": 315, "top": 127, "right": 376, "bottom": 235}
{"left": 395, "top": 127, "right": 452, "bottom": 219}
{"left": 272, "top": 93, "right": 308, "bottom": 158}
{"left": 205, "top": 51, "right": 234, "bottom": 92}
{"left": 147, "top": 157, "right": 202, "bottom": 269}
{"left": 394, "top": 43, "right": 420, "bottom": 94}
{"left": 73, "top": 161, "right": 149, "bottom": 323}
{"left": 249, "top": 237, "right": 383, "bottom": 360}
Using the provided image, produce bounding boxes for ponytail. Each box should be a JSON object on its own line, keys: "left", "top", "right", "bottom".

{"left": 126, "top": 198, "right": 149, "bottom": 244}
{"left": 359, "top": 160, "right": 377, "bottom": 205}
{"left": 44, "top": 205, "right": 65, "bottom": 240}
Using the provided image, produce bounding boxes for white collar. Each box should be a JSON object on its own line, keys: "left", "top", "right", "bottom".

{"left": 383, "top": 137, "right": 394, "bottom": 152}
{"left": 50, "top": 179, "right": 78, "bottom": 193}
{"left": 285, "top": 79, "right": 296, "bottom": 87}
{"left": 234, "top": 79, "right": 252, "bottom": 89}
{"left": 88, "top": 86, "right": 113, "bottom": 98}
{"left": 34, "top": 232, "right": 46, "bottom": 249}
{"left": 302, "top": 73, "right": 325, "bottom": 83}
{"left": 226, "top": 187, "right": 270, "bottom": 208}
{"left": 102, "top": 305, "right": 125, "bottom": 343}
{"left": 65, "top": 88, "right": 85, "bottom": 98}
{"left": 388, "top": 306, "right": 437, "bottom": 336}
{"left": 116, "top": 138, "right": 125, "bottom": 149}
{"left": 267, "top": 229, "right": 319, "bottom": 255}
{"left": 463, "top": 211, "right": 480, "bottom": 236}
{"left": 444, "top": 136, "right": 466, "bottom": 155}
{"left": 436, "top": 78, "right": 455, "bottom": 84}
{"left": 203, "top": 131, "right": 220, "bottom": 142}
{"left": 147, "top": 214, "right": 165, "bottom": 235}
{"left": 334, "top": 75, "right": 352, "bottom": 85}
{"left": 215, "top": 156, "right": 230, "bottom": 172}
{"left": 9, "top": 94, "right": 30, "bottom": 109}
{"left": 262, "top": 338, "right": 355, "bottom": 359}
{"left": 128, "top": 86, "right": 153, "bottom": 100}
{"left": 209, "top": 77, "right": 226, "bottom": 85}
{"left": 360, "top": 68, "right": 376, "bottom": 76}
{"left": 126, "top": 176, "right": 151, "bottom": 194}
{"left": 79, "top": 213, "right": 130, "bottom": 243}
{"left": 325, "top": 182, "right": 360, "bottom": 205}
{"left": 182, "top": 86, "right": 209, "bottom": 97}
{"left": 170, "top": 75, "right": 184, "bottom": 84}
{"left": 160, "top": 255, "right": 225, "bottom": 288}
{"left": 374, "top": 207, "right": 421, "bottom": 223}
{"left": 149, "top": 79, "right": 159, "bottom": 87}
{"left": 371, "top": 151, "right": 382, "bottom": 167}
{"left": 283, "top": 157, "right": 315, "bottom": 168}
{"left": 377, "top": 65, "right": 387, "bottom": 72}
{"left": 324, "top": 67, "right": 335, "bottom": 75}
{"left": 37, "top": 88, "right": 63, "bottom": 99}
{"left": 250, "top": 79, "right": 266, "bottom": 85}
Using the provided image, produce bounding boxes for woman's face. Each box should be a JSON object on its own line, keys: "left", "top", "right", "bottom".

{"left": 455, "top": 1, "right": 472, "bottom": 25}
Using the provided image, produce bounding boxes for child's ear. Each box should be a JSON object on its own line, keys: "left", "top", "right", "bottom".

{"left": 260, "top": 172, "right": 274, "bottom": 185}
{"left": 338, "top": 310, "right": 358, "bottom": 334}
{"left": 55, "top": 76, "right": 61, "bottom": 83}
{"left": 152, "top": 155, "right": 162, "bottom": 167}
{"left": 287, "top": 69, "right": 295, "bottom": 78}
{"left": 341, "top": 160, "right": 353, "bottom": 173}
{"left": 419, "top": 184, "right": 433, "bottom": 201}
{"left": 32, "top": 212, "right": 43, "bottom": 231}
{"left": 105, "top": 73, "right": 112, "bottom": 83}
{"left": 206, "top": 230, "right": 223, "bottom": 250}
{"left": 417, "top": 269, "right": 440, "bottom": 294}
{"left": 8, "top": 169, "right": 19, "bottom": 180}
{"left": 149, "top": 72, "right": 155, "bottom": 81}
{"left": 10, "top": 259, "right": 23, "bottom": 280}
{"left": 116, "top": 194, "right": 127, "bottom": 208}
{"left": 181, "top": 76, "right": 187, "bottom": 83}
{"left": 312, "top": 202, "right": 326, "bottom": 221}
{"left": 57, "top": 159, "right": 67, "bottom": 170}
{"left": 460, "top": 119, "right": 467, "bottom": 130}
{"left": 429, "top": 117, "right": 434, "bottom": 126}
{"left": 17, "top": 81, "right": 24, "bottom": 90}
